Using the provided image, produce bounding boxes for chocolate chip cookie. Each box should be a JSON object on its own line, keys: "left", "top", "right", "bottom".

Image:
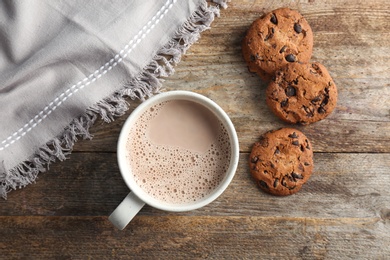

{"left": 249, "top": 128, "right": 313, "bottom": 196}
{"left": 242, "top": 8, "right": 313, "bottom": 81}
{"left": 266, "top": 62, "right": 338, "bottom": 124}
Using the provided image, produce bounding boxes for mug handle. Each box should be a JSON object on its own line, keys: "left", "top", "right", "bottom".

{"left": 108, "top": 192, "right": 145, "bottom": 230}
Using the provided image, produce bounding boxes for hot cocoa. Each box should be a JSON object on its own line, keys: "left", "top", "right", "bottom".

{"left": 125, "top": 100, "right": 231, "bottom": 205}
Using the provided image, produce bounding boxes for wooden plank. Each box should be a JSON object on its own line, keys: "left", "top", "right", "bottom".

{"left": 0, "top": 215, "right": 388, "bottom": 259}
{"left": 73, "top": 88, "right": 390, "bottom": 153}
{"left": 1, "top": 153, "right": 389, "bottom": 219}
{"left": 72, "top": 76, "right": 390, "bottom": 153}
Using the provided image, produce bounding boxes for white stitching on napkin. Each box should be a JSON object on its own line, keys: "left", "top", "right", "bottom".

{"left": 0, "top": 0, "right": 177, "bottom": 151}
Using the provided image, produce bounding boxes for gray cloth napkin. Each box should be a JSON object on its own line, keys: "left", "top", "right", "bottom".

{"left": 0, "top": 0, "right": 228, "bottom": 198}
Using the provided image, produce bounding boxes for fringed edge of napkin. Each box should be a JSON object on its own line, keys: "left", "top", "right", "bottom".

{"left": 0, "top": 0, "right": 229, "bottom": 199}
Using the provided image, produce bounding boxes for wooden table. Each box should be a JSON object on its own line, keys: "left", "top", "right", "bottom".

{"left": 1, "top": 0, "right": 389, "bottom": 258}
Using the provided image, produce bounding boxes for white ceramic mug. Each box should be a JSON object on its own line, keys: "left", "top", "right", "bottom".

{"left": 109, "top": 90, "right": 239, "bottom": 230}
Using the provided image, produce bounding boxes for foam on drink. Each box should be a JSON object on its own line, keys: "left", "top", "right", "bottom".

{"left": 125, "top": 100, "right": 231, "bottom": 205}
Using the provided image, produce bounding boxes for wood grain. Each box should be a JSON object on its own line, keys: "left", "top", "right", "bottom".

{"left": 0, "top": 216, "right": 389, "bottom": 259}
{"left": 1, "top": 0, "right": 390, "bottom": 259}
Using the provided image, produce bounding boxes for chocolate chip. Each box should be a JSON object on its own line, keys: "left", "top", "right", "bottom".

{"left": 264, "top": 28, "right": 274, "bottom": 41}
{"left": 259, "top": 180, "right": 269, "bottom": 189}
{"left": 303, "top": 106, "right": 314, "bottom": 117}
{"left": 292, "top": 140, "right": 299, "bottom": 146}
{"left": 292, "top": 172, "right": 304, "bottom": 180}
{"left": 264, "top": 35, "right": 271, "bottom": 41}
{"left": 321, "top": 96, "right": 329, "bottom": 106}
{"left": 304, "top": 162, "right": 310, "bottom": 166}
{"left": 285, "top": 54, "right": 296, "bottom": 62}
{"left": 312, "top": 63, "right": 320, "bottom": 71}
{"left": 251, "top": 156, "right": 259, "bottom": 163}
{"left": 318, "top": 107, "right": 326, "bottom": 114}
{"left": 259, "top": 136, "right": 269, "bottom": 147}
{"left": 281, "top": 175, "right": 297, "bottom": 190}
{"left": 279, "top": 45, "right": 287, "bottom": 53}
{"left": 275, "top": 148, "right": 280, "bottom": 155}
{"left": 273, "top": 178, "right": 279, "bottom": 188}
{"left": 264, "top": 170, "right": 268, "bottom": 174}
{"left": 300, "top": 145, "right": 305, "bottom": 152}
{"left": 270, "top": 13, "right": 278, "bottom": 25}
{"left": 305, "top": 140, "right": 311, "bottom": 150}
{"left": 311, "top": 96, "right": 321, "bottom": 104}
{"left": 281, "top": 99, "right": 288, "bottom": 107}
{"left": 250, "top": 54, "right": 256, "bottom": 61}
{"left": 294, "top": 23, "right": 302, "bottom": 33}
{"left": 285, "top": 86, "right": 296, "bottom": 97}
{"left": 288, "top": 132, "right": 298, "bottom": 138}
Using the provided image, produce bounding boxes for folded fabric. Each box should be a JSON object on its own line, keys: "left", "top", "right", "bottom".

{"left": 0, "top": 0, "right": 228, "bottom": 198}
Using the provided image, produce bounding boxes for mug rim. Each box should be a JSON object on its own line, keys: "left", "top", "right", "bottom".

{"left": 117, "top": 90, "right": 239, "bottom": 212}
